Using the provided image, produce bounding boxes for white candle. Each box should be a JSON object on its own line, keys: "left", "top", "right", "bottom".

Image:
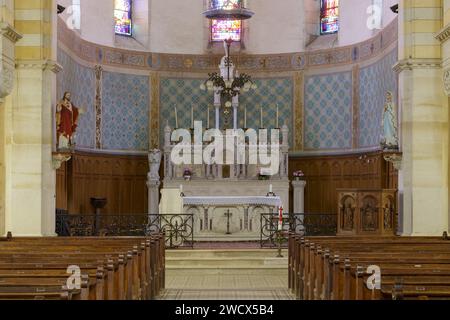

{"left": 191, "top": 106, "right": 194, "bottom": 128}
{"left": 260, "top": 106, "right": 263, "bottom": 128}
{"left": 244, "top": 107, "right": 247, "bottom": 128}
{"left": 270, "top": 184, "right": 273, "bottom": 193}
{"left": 207, "top": 107, "right": 210, "bottom": 128}
{"left": 180, "top": 185, "right": 183, "bottom": 193}
{"left": 276, "top": 104, "right": 279, "bottom": 128}
{"left": 174, "top": 105, "right": 178, "bottom": 128}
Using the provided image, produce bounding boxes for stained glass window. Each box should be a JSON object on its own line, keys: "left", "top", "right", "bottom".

{"left": 320, "top": 0, "right": 339, "bottom": 35}
{"left": 114, "top": 0, "right": 132, "bottom": 36}
{"left": 211, "top": 0, "right": 242, "bottom": 41}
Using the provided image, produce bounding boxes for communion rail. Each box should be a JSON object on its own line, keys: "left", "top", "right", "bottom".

{"left": 55, "top": 212, "right": 194, "bottom": 249}
{"left": 260, "top": 213, "right": 337, "bottom": 248}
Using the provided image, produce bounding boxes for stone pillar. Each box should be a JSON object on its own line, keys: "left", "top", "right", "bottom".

{"left": 2, "top": 0, "right": 59, "bottom": 236}
{"left": 439, "top": 0, "right": 450, "bottom": 235}
{"left": 394, "top": 0, "right": 449, "bottom": 235}
{"left": 292, "top": 180, "right": 306, "bottom": 214}
{"left": 147, "top": 179, "right": 160, "bottom": 215}
{"left": 0, "top": 1, "right": 22, "bottom": 236}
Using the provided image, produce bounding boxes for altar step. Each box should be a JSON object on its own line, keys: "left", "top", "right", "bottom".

{"left": 166, "top": 249, "right": 288, "bottom": 270}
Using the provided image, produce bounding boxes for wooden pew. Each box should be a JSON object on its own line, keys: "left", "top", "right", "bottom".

{"left": 0, "top": 234, "right": 165, "bottom": 300}
{"left": 289, "top": 234, "right": 450, "bottom": 300}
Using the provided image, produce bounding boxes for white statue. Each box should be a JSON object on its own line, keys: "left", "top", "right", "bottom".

{"left": 148, "top": 149, "right": 162, "bottom": 181}
{"left": 381, "top": 91, "right": 399, "bottom": 150}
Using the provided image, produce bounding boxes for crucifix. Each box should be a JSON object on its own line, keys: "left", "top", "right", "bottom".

{"left": 224, "top": 209, "right": 233, "bottom": 235}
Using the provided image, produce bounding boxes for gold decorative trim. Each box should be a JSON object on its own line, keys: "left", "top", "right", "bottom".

{"left": 293, "top": 71, "right": 304, "bottom": 151}
{"left": 150, "top": 72, "right": 160, "bottom": 149}
{"left": 94, "top": 65, "right": 103, "bottom": 149}
{"left": 352, "top": 65, "right": 360, "bottom": 149}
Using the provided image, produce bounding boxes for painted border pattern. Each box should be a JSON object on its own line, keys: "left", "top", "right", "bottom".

{"left": 57, "top": 17, "right": 398, "bottom": 73}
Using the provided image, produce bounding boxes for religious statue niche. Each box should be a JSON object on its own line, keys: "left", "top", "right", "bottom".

{"left": 381, "top": 91, "right": 399, "bottom": 150}
{"left": 56, "top": 91, "right": 84, "bottom": 151}
{"left": 361, "top": 196, "right": 379, "bottom": 232}
{"left": 340, "top": 195, "right": 355, "bottom": 231}
{"left": 382, "top": 195, "right": 395, "bottom": 231}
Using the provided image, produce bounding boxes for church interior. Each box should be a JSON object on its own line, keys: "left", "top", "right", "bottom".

{"left": 0, "top": 0, "right": 450, "bottom": 303}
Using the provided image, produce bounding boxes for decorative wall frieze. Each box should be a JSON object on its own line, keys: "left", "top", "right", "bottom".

{"left": 435, "top": 24, "right": 450, "bottom": 44}
{"left": 393, "top": 58, "right": 442, "bottom": 74}
{"left": 57, "top": 16, "right": 398, "bottom": 73}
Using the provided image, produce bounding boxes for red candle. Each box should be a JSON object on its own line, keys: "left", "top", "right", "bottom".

{"left": 278, "top": 207, "right": 283, "bottom": 231}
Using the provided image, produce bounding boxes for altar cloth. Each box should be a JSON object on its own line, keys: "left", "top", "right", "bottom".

{"left": 183, "top": 196, "right": 282, "bottom": 208}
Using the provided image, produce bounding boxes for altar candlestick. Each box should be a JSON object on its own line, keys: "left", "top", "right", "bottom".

{"left": 244, "top": 107, "right": 247, "bottom": 128}
{"left": 276, "top": 104, "right": 279, "bottom": 128}
{"left": 278, "top": 207, "right": 283, "bottom": 231}
{"left": 174, "top": 105, "right": 178, "bottom": 128}
{"left": 260, "top": 106, "right": 264, "bottom": 128}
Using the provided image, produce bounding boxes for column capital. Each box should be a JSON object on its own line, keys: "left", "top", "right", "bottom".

{"left": 15, "top": 59, "right": 63, "bottom": 74}
{"left": 0, "top": 22, "right": 22, "bottom": 43}
{"left": 393, "top": 58, "right": 442, "bottom": 74}
{"left": 435, "top": 24, "right": 450, "bottom": 44}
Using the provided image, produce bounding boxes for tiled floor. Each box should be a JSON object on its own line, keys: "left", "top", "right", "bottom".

{"left": 160, "top": 255, "right": 294, "bottom": 300}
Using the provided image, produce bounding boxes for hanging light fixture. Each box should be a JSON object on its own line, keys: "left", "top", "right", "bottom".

{"left": 203, "top": 0, "right": 254, "bottom": 21}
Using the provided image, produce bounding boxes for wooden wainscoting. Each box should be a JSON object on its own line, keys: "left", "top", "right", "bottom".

{"left": 56, "top": 152, "right": 149, "bottom": 214}
{"left": 289, "top": 151, "right": 398, "bottom": 214}
{"left": 56, "top": 151, "right": 398, "bottom": 216}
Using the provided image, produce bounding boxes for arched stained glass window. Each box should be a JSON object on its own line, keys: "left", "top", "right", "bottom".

{"left": 211, "top": 0, "right": 242, "bottom": 41}
{"left": 320, "top": 0, "right": 339, "bottom": 35}
{"left": 115, "top": 0, "right": 132, "bottom": 36}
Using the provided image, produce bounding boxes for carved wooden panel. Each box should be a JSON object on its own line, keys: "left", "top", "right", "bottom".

{"left": 337, "top": 189, "right": 397, "bottom": 236}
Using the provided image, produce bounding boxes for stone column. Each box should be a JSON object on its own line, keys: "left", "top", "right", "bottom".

{"left": 147, "top": 179, "right": 160, "bottom": 215}
{"left": 2, "top": 0, "right": 59, "bottom": 236}
{"left": 0, "top": 1, "right": 22, "bottom": 236}
{"left": 292, "top": 180, "right": 306, "bottom": 214}
{"left": 394, "top": 1, "right": 448, "bottom": 235}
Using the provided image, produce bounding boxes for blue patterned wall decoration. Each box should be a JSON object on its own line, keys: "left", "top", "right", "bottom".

{"left": 359, "top": 49, "right": 398, "bottom": 148}
{"left": 57, "top": 49, "right": 96, "bottom": 149}
{"left": 304, "top": 72, "right": 353, "bottom": 150}
{"left": 159, "top": 77, "right": 293, "bottom": 146}
{"left": 160, "top": 78, "right": 214, "bottom": 143}
{"left": 101, "top": 71, "right": 149, "bottom": 151}
{"left": 238, "top": 78, "right": 293, "bottom": 145}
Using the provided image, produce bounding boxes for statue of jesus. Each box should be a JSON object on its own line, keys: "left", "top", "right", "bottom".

{"left": 56, "top": 92, "right": 80, "bottom": 150}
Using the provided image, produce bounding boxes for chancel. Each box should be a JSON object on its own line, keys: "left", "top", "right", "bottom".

{"left": 1, "top": 0, "right": 450, "bottom": 304}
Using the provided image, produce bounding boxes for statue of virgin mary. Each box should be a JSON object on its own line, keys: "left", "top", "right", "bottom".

{"left": 381, "top": 91, "right": 399, "bottom": 150}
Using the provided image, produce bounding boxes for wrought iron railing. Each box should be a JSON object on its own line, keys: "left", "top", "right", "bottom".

{"left": 55, "top": 213, "right": 194, "bottom": 248}
{"left": 147, "top": 214, "right": 194, "bottom": 248}
{"left": 260, "top": 213, "right": 337, "bottom": 248}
